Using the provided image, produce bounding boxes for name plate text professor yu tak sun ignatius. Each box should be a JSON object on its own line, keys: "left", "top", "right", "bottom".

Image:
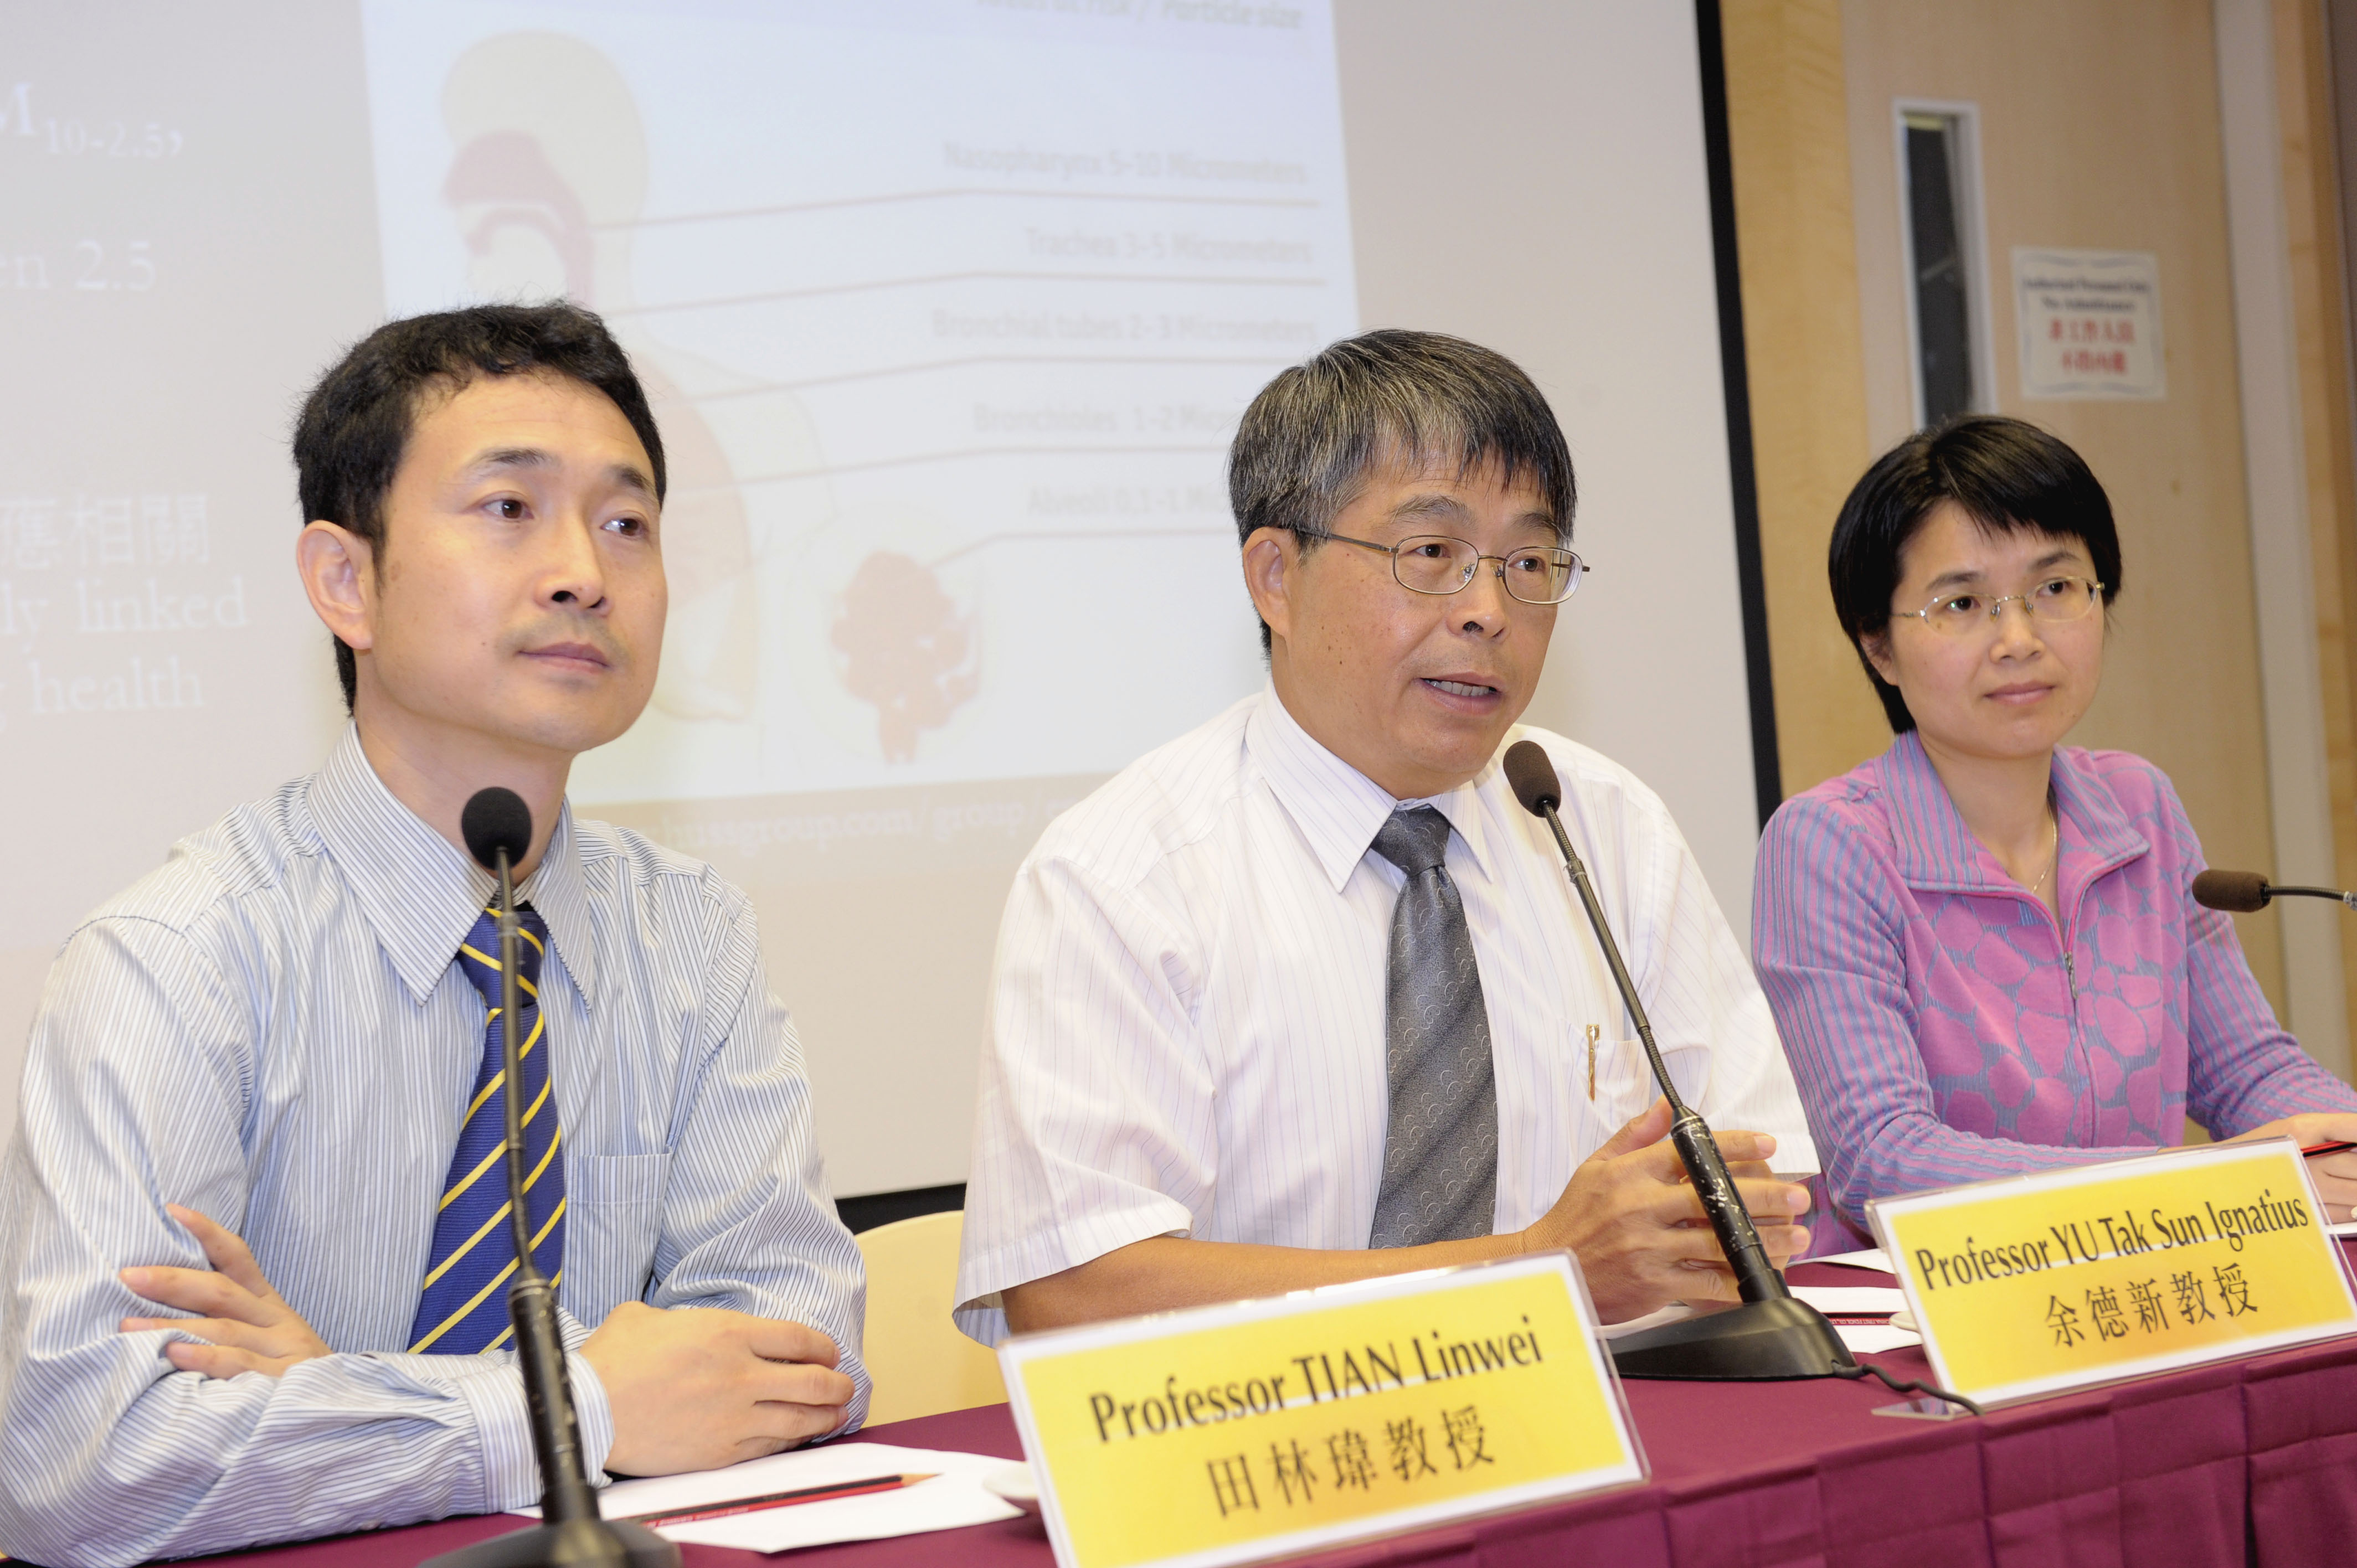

{"left": 1871, "top": 1138, "right": 2357, "bottom": 1409}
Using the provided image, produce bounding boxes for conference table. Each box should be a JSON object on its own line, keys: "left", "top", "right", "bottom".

{"left": 182, "top": 1258, "right": 2357, "bottom": 1568}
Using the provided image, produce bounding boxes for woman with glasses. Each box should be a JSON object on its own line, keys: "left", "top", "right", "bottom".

{"left": 1752, "top": 415, "right": 2357, "bottom": 1251}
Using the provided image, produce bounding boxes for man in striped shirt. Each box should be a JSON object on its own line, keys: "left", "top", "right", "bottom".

{"left": 958, "top": 331, "right": 1819, "bottom": 1343}
{"left": 0, "top": 304, "right": 867, "bottom": 1567}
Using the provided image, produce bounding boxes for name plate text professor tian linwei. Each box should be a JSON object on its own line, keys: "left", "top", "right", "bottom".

{"left": 997, "top": 1251, "right": 1645, "bottom": 1568}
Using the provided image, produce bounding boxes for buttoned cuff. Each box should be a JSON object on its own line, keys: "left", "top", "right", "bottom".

{"left": 566, "top": 1348, "right": 616, "bottom": 1482}
{"left": 441, "top": 1349, "right": 616, "bottom": 1511}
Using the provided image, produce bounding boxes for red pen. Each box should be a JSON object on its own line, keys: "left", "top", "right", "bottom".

{"left": 626, "top": 1472, "right": 936, "bottom": 1529}
{"left": 2301, "top": 1141, "right": 2356, "bottom": 1158}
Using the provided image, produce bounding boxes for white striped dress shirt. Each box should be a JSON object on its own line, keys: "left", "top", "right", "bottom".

{"left": 0, "top": 725, "right": 867, "bottom": 1568}
{"left": 955, "top": 686, "right": 1814, "bottom": 1343}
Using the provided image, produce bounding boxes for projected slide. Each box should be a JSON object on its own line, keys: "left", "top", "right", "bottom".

{"left": 362, "top": 0, "right": 1358, "bottom": 807}
{"left": 2, "top": 3, "right": 1757, "bottom": 1198}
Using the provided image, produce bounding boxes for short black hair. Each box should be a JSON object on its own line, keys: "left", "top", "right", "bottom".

{"left": 292, "top": 301, "right": 665, "bottom": 710}
{"left": 1228, "top": 329, "right": 1577, "bottom": 651}
{"left": 1829, "top": 414, "right": 2123, "bottom": 733}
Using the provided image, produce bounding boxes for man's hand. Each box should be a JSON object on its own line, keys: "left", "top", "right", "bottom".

{"left": 120, "top": 1203, "right": 333, "bottom": 1377}
{"left": 584, "top": 1302, "right": 856, "bottom": 1476}
{"left": 1524, "top": 1098, "right": 1811, "bottom": 1322}
{"left": 2229, "top": 1111, "right": 2357, "bottom": 1222}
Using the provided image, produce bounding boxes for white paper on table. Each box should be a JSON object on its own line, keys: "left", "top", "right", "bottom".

{"left": 511, "top": 1442, "right": 1022, "bottom": 1551}
{"left": 1835, "top": 1324, "right": 1923, "bottom": 1354}
{"left": 1789, "top": 1285, "right": 1907, "bottom": 1317}
{"left": 661, "top": 1471, "right": 1022, "bottom": 1554}
{"left": 2328, "top": 1219, "right": 2357, "bottom": 1237}
{"left": 1808, "top": 1247, "right": 1894, "bottom": 1273}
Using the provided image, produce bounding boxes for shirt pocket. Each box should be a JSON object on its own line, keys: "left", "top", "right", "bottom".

{"left": 1584, "top": 1030, "right": 1655, "bottom": 1128}
{"left": 560, "top": 1152, "right": 672, "bottom": 1326}
{"left": 1576, "top": 1024, "right": 1711, "bottom": 1132}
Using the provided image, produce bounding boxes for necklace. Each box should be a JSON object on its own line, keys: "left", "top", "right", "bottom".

{"left": 2026, "top": 806, "right": 2060, "bottom": 898}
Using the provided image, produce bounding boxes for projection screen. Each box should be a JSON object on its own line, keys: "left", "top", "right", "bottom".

{"left": 0, "top": 1, "right": 1763, "bottom": 1198}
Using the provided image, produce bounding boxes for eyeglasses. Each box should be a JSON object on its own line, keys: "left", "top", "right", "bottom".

{"left": 1895, "top": 575, "right": 2107, "bottom": 636}
{"left": 1310, "top": 530, "right": 1589, "bottom": 606}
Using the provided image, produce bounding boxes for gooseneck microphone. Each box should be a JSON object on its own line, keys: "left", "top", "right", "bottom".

{"left": 1504, "top": 741, "right": 1856, "bottom": 1383}
{"left": 1502, "top": 744, "right": 1785, "bottom": 1301}
{"left": 2192, "top": 869, "right": 2357, "bottom": 914}
{"left": 425, "top": 791, "right": 677, "bottom": 1568}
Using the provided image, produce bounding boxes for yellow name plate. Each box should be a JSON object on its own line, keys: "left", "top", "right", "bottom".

{"left": 1870, "top": 1138, "right": 2357, "bottom": 1407}
{"left": 997, "top": 1252, "right": 1645, "bottom": 1568}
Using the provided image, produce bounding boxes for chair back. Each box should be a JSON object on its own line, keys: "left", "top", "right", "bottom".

{"left": 855, "top": 1209, "right": 1006, "bottom": 1425}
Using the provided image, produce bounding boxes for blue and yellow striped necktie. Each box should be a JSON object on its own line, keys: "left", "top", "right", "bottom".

{"left": 406, "top": 903, "right": 565, "bottom": 1355}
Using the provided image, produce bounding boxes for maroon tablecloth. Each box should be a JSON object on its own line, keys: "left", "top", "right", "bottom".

{"left": 142, "top": 1260, "right": 2357, "bottom": 1568}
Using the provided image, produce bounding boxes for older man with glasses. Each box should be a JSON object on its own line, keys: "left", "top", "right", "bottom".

{"left": 954, "top": 329, "right": 1819, "bottom": 1341}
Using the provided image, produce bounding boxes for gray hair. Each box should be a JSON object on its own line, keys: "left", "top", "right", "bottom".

{"left": 1227, "top": 329, "right": 1577, "bottom": 649}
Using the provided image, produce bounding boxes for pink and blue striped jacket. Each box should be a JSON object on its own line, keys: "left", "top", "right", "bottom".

{"left": 1753, "top": 732, "right": 2357, "bottom": 1250}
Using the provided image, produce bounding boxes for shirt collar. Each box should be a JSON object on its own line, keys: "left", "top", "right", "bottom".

{"left": 304, "top": 723, "right": 600, "bottom": 1007}
{"left": 1244, "top": 684, "right": 1495, "bottom": 893}
{"left": 520, "top": 807, "right": 599, "bottom": 1007}
{"left": 1880, "top": 729, "right": 2147, "bottom": 895}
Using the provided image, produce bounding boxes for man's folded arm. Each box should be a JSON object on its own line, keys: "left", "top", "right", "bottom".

{"left": 0, "top": 919, "right": 604, "bottom": 1568}
{"left": 4, "top": 1330, "right": 612, "bottom": 1568}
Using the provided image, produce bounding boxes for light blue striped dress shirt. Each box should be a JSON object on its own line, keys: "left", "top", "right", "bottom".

{"left": 0, "top": 725, "right": 868, "bottom": 1568}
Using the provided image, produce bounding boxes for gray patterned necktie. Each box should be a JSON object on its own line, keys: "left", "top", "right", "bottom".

{"left": 1366, "top": 805, "right": 1499, "bottom": 1248}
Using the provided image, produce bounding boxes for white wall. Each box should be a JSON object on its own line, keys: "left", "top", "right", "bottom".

{"left": 1339, "top": 1, "right": 1763, "bottom": 935}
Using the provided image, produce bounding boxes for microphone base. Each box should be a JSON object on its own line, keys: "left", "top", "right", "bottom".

{"left": 1610, "top": 1296, "right": 1859, "bottom": 1381}
{"left": 420, "top": 1518, "right": 680, "bottom": 1568}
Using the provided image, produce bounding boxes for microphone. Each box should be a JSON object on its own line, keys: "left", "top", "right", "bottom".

{"left": 459, "top": 787, "right": 534, "bottom": 888}
{"left": 425, "top": 791, "right": 676, "bottom": 1568}
{"left": 2193, "top": 869, "right": 2357, "bottom": 914}
{"left": 1504, "top": 740, "right": 1854, "bottom": 1381}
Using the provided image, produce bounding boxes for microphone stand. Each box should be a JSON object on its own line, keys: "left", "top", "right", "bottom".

{"left": 425, "top": 839, "right": 676, "bottom": 1568}
{"left": 1518, "top": 755, "right": 1854, "bottom": 1380}
{"left": 2263, "top": 884, "right": 2357, "bottom": 909}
